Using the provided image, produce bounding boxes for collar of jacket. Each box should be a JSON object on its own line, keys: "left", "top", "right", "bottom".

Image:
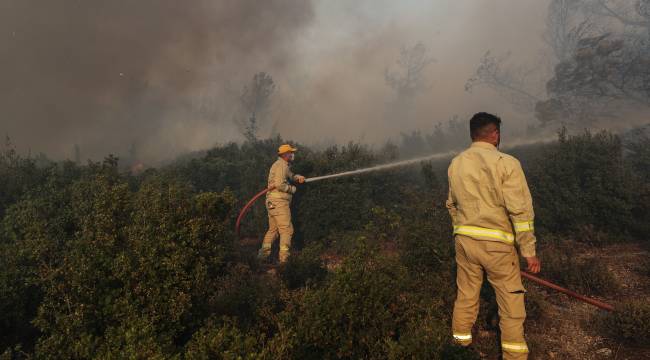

{"left": 277, "top": 156, "right": 289, "bottom": 164}
{"left": 470, "top": 141, "right": 497, "bottom": 151}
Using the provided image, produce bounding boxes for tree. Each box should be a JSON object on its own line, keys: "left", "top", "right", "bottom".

{"left": 465, "top": 0, "right": 592, "bottom": 115}
{"left": 465, "top": 51, "right": 544, "bottom": 113}
{"left": 73, "top": 144, "right": 81, "bottom": 165}
{"left": 544, "top": 0, "right": 595, "bottom": 62}
{"left": 588, "top": 0, "right": 650, "bottom": 33}
{"left": 536, "top": 32, "right": 650, "bottom": 124}
{"left": 467, "top": 0, "right": 650, "bottom": 125}
{"left": 236, "top": 72, "right": 276, "bottom": 142}
{"left": 385, "top": 42, "right": 435, "bottom": 101}
{"left": 385, "top": 42, "right": 434, "bottom": 128}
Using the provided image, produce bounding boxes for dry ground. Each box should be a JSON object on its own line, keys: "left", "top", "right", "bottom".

{"left": 240, "top": 237, "right": 650, "bottom": 359}
{"left": 474, "top": 242, "right": 650, "bottom": 360}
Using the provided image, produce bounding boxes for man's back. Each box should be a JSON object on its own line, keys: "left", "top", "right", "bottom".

{"left": 447, "top": 142, "right": 536, "bottom": 255}
{"left": 447, "top": 113, "right": 538, "bottom": 359}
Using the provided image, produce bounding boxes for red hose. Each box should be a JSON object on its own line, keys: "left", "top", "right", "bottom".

{"left": 521, "top": 271, "right": 615, "bottom": 312}
{"left": 235, "top": 188, "right": 616, "bottom": 312}
{"left": 235, "top": 186, "right": 275, "bottom": 237}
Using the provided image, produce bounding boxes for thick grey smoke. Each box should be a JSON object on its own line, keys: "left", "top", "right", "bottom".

{"left": 10, "top": 0, "right": 629, "bottom": 162}
{"left": 277, "top": 1, "right": 550, "bottom": 145}
{"left": 0, "top": 0, "right": 314, "bottom": 161}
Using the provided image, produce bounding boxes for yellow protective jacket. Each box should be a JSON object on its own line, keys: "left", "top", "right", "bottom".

{"left": 446, "top": 142, "right": 536, "bottom": 257}
{"left": 266, "top": 158, "right": 301, "bottom": 201}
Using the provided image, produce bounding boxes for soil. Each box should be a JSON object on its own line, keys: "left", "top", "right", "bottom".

{"left": 240, "top": 237, "right": 650, "bottom": 359}
{"left": 473, "top": 242, "right": 650, "bottom": 360}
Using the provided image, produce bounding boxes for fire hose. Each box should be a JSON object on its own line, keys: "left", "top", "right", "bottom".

{"left": 235, "top": 186, "right": 274, "bottom": 238}
{"left": 520, "top": 271, "right": 615, "bottom": 311}
{"left": 235, "top": 185, "right": 616, "bottom": 312}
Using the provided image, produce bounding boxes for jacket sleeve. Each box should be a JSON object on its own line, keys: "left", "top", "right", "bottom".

{"left": 499, "top": 157, "right": 536, "bottom": 257}
{"left": 273, "top": 163, "right": 296, "bottom": 194}
{"left": 287, "top": 167, "right": 303, "bottom": 183}
{"left": 446, "top": 187, "right": 459, "bottom": 225}
{"left": 445, "top": 166, "right": 459, "bottom": 225}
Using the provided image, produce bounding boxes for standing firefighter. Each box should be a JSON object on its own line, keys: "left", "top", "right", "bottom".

{"left": 446, "top": 112, "right": 541, "bottom": 359}
{"left": 258, "top": 144, "right": 305, "bottom": 263}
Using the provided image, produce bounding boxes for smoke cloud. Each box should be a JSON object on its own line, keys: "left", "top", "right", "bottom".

{"left": 9, "top": 0, "right": 634, "bottom": 163}
{"left": 1, "top": 0, "right": 314, "bottom": 161}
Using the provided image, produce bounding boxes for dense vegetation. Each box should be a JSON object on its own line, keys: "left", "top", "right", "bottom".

{"left": 1, "top": 128, "right": 648, "bottom": 359}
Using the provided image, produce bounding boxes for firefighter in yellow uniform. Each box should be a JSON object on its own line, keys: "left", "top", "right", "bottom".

{"left": 258, "top": 144, "right": 305, "bottom": 263}
{"left": 446, "top": 112, "right": 541, "bottom": 359}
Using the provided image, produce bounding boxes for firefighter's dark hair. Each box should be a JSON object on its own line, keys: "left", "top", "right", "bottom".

{"left": 469, "top": 112, "right": 501, "bottom": 140}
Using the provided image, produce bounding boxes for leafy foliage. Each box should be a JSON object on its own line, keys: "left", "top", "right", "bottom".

{"left": 0, "top": 127, "right": 646, "bottom": 357}
{"left": 526, "top": 129, "right": 643, "bottom": 238}
{"left": 596, "top": 299, "right": 650, "bottom": 346}
{"left": 271, "top": 242, "right": 453, "bottom": 359}
{"left": 537, "top": 238, "right": 618, "bottom": 296}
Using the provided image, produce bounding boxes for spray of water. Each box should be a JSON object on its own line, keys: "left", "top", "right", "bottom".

{"left": 304, "top": 151, "right": 456, "bottom": 183}
{"left": 304, "top": 136, "right": 557, "bottom": 183}
{"left": 237, "top": 137, "right": 557, "bottom": 235}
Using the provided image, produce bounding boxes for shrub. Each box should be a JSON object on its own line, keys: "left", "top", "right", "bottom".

{"left": 1, "top": 159, "right": 245, "bottom": 357}
{"left": 184, "top": 318, "right": 263, "bottom": 360}
{"left": 595, "top": 300, "right": 650, "bottom": 346}
{"left": 280, "top": 243, "right": 328, "bottom": 289}
{"left": 397, "top": 198, "right": 454, "bottom": 273}
{"left": 527, "top": 130, "right": 639, "bottom": 238}
{"left": 537, "top": 240, "right": 618, "bottom": 296}
{"left": 272, "top": 242, "right": 451, "bottom": 359}
{"left": 1, "top": 129, "right": 648, "bottom": 357}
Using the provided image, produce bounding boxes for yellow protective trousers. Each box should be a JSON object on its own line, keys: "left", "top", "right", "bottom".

{"left": 260, "top": 198, "right": 293, "bottom": 263}
{"left": 452, "top": 235, "right": 529, "bottom": 359}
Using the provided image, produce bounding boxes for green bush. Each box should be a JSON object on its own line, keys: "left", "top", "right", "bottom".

{"left": 0, "top": 140, "right": 51, "bottom": 220}
{"left": 1, "top": 158, "right": 248, "bottom": 357}
{"left": 280, "top": 243, "right": 328, "bottom": 289}
{"left": 271, "top": 242, "right": 451, "bottom": 359}
{"left": 184, "top": 318, "right": 263, "bottom": 360}
{"left": 537, "top": 240, "right": 618, "bottom": 296}
{"left": 396, "top": 195, "right": 454, "bottom": 273}
{"left": 1, "top": 128, "right": 648, "bottom": 357}
{"left": 527, "top": 130, "right": 639, "bottom": 239}
{"left": 595, "top": 300, "right": 650, "bottom": 346}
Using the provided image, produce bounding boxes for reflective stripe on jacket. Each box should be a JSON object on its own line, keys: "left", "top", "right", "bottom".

{"left": 446, "top": 142, "right": 536, "bottom": 257}
{"left": 266, "top": 158, "right": 300, "bottom": 201}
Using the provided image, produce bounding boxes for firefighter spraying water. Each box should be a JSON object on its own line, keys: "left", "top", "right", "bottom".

{"left": 257, "top": 144, "right": 305, "bottom": 264}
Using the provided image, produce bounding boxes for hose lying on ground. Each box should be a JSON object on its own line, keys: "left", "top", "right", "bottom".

{"left": 236, "top": 185, "right": 616, "bottom": 312}
{"left": 521, "top": 271, "right": 615, "bottom": 311}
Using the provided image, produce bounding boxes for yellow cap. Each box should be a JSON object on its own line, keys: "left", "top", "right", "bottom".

{"left": 278, "top": 144, "right": 298, "bottom": 155}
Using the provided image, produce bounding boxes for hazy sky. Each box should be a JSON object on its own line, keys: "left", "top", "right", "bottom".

{"left": 1, "top": 0, "right": 551, "bottom": 162}
{"left": 280, "top": 0, "right": 550, "bottom": 144}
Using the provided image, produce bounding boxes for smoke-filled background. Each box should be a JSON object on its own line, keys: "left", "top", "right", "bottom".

{"left": 1, "top": 0, "right": 649, "bottom": 162}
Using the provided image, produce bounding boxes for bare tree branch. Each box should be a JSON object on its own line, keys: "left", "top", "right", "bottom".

{"left": 465, "top": 51, "right": 543, "bottom": 113}
{"left": 385, "top": 42, "right": 435, "bottom": 100}
{"left": 593, "top": 0, "right": 650, "bottom": 27}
